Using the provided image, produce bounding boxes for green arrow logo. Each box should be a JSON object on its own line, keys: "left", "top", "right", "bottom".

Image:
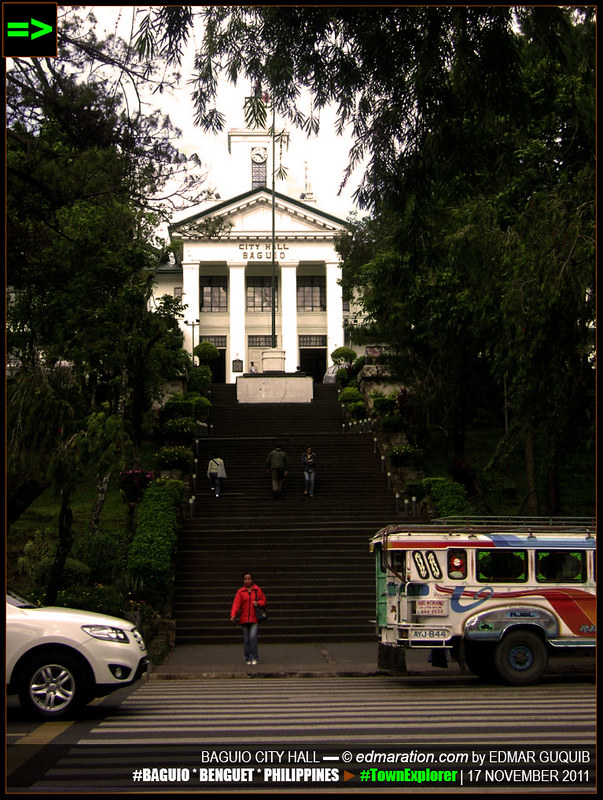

{"left": 7, "top": 18, "right": 53, "bottom": 40}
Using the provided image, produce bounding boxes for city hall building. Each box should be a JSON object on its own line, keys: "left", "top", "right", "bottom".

{"left": 154, "top": 127, "right": 349, "bottom": 384}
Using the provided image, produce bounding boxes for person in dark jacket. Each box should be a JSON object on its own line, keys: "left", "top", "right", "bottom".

{"left": 302, "top": 445, "right": 317, "bottom": 497}
{"left": 230, "top": 572, "right": 267, "bottom": 665}
{"left": 265, "top": 446, "right": 288, "bottom": 498}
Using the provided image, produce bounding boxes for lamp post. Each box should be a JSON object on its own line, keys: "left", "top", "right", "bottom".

{"left": 185, "top": 319, "right": 200, "bottom": 365}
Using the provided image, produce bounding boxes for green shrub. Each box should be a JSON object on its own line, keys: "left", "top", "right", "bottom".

{"left": 194, "top": 341, "right": 220, "bottom": 364}
{"left": 423, "top": 477, "right": 471, "bottom": 516}
{"left": 378, "top": 414, "right": 405, "bottom": 433}
{"left": 389, "top": 444, "right": 424, "bottom": 468}
{"left": 162, "top": 394, "right": 211, "bottom": 422}
{"left": 53, "top": 584, "right": 131, "bottom": 618}
{"left": 18, "top": 530, "right": 91, "bottom": 589}
{"left": 187, "top": 365, "right": 212, "bottom": 396}
{"left": 161, "top": 417, "right": 196, "bottom": 441}
{"left": 72, "top": 525, "right": 129, "bottom": 585}
{"left": 331, "top": 346, "right": 356, "bottom": 365}
{"left": 371, "top": 391, "right": 397, "bottom": 417}
{"left": 336, "top": 366, "right": 351, "bottom": 388}
{"left": 350, "top": 400, "right": 366, "bottom": 419}
{"left": 352, "top": 356, "right": 367, "bottom": 373}
{"left": 155, "top": 445, "right": 193, "bottom": 471}
{"left": 338, "top": 386, "right": 363, "bottom": 405}
{"left": 128, "top": 479, "right": 186, "bottom": 607}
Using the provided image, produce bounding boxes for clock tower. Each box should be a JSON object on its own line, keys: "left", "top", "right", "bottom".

{"left": 227, "top": 129, "right": 290, "bottom": 195}
{"left": 251, "top": 146, "right": 267, "bottom": 188}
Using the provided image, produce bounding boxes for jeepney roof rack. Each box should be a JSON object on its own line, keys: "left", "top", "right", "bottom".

{"left": 373, "top": 516, "right": 596, "bottom": 542}
{"left": 432, "top": 516, "right": 595, "bottom": 528}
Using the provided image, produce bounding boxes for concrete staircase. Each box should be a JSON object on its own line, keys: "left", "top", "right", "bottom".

{"left": 171, "top": 384, "right": 403, "bottom": 644}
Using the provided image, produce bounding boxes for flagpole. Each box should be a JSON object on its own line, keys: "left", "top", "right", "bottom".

{"left": 271, "top": 103, "right": 277, "bottom": 349}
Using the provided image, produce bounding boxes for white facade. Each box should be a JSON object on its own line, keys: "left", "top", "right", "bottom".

{"left": 155, "top": 129, "right": 348, "bottom": 384}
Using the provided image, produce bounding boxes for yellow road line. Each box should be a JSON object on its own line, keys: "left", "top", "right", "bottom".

{"left": 7, "top": 720, "right": 74, "bottom": 775}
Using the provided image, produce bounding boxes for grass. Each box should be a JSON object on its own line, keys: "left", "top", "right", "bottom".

{"left": 7, "top": 475, "right": 130, "bottom": 595}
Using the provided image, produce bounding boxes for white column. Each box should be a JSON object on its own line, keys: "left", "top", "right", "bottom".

{"left": 228, "top": 264, "right": 246, "bottom": 383}
{"left": 182, "top": 260, "right": 200, "bottom": 355}
{"left": 280, "top": 264, "right": 298, "bottom": 372}
{"left": 326, "top": 261, "right": 344, "bottom": 365}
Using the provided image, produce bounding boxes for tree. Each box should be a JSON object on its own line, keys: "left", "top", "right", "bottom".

{"left": 7, "top": 19, "right": 191, "bottom": 526}
{"left": 129, "top": 7, "right": 595, "bottom": 511}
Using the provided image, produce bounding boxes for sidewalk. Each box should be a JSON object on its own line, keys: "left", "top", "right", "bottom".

{"left": 150, "top": 642, "right": 384, "bottom": 679}
{"left": 149, "top": 642, "right": 595, "bottom": 681}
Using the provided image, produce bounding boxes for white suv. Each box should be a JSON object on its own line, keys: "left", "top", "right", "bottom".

{"left": 6, "top": 590, "right": 148, "bottom": 719}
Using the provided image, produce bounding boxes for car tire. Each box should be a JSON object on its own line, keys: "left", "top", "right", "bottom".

{"left": 18, "top": 651, "right": 91, "bottom": 719}
{"left": 493, "top": 630, "right": 548, "bottom": 686}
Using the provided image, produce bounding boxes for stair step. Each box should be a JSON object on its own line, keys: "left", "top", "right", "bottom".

{"left": 170, "top": 383, "right": 412, "bottom": 645}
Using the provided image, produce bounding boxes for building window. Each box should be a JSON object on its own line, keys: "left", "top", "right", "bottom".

{"left": 249, "top": 336, "right": 273, "bottom": 348}
{"left": 174, "top": 286, "right": 183, "bottom": 298}
{"left": 203, "top": 336, "right": 227, "bottom": 348}
{"left": 299, "top": 336, "right": 327, "bottom": 347}
{"left": 200, "top": 277, "right": 227, "bottom": 312}
{"left": 247, "top": 277, "right": 278, "bottom": 312}
{"left": 252, "top": 161, "right": 267, "bottom": 189}
{"left": 297, "top": 276, "right": 326, "bottom": 311}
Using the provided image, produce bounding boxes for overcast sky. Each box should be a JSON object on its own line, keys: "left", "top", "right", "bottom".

{"left": 93, "top": 6, "right": 361, "bottom": 222}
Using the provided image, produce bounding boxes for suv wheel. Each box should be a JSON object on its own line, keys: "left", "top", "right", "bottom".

{"left": 19, "top": 652, "right": 90, "bottom": 719}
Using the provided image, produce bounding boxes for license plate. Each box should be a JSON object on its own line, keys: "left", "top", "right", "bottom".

{"left": 416, "top": 599, "right": 448, "bottom": 616}
{"left": 409, "top": 628, "right": 449, "bottom": 642}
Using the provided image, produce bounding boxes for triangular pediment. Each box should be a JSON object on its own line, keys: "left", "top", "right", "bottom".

{"left": 170, "top": 188, "right": 347, "bottom": 240}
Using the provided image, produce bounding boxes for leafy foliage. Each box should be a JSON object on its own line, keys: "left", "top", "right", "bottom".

{"left": 128, "top": 479, "right": 186, "bottom": 607}
{"left": 423, "top": 478, "right": 472, "bottom": 517}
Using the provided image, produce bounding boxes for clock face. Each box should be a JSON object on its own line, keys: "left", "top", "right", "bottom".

{"left": 251, "top": 147, "right": 267, "bottom": 163}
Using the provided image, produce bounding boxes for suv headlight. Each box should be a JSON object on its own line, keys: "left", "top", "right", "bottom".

{"left": 82, "top": 624, "right": 129, "bottom": 643}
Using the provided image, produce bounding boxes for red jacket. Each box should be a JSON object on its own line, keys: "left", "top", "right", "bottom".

{"left": 231, "top": 585, "right": 266, "bottom": 624}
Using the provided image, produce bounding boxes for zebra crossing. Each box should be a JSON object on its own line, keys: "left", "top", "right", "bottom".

{"left": 13, "top": 676, "right": 596, "bottom": 791}
{"left": 83, "top": 676, "right": 597, "bottom": 746}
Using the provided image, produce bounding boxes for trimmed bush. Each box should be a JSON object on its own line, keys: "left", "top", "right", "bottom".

{"left": 194, "top": 341, "right": 220, "bottom": 364}
{"left": 128, "top": 479, "right": 186, "bottom": 608}
{"left": 155, "top": 445, "right": 193, "bottom": 472}
{"left": 338, "top": 386, "right": 363, "bottom": 405}
{"left": 160, "top": 417, "right": 196, "bottom": 442}
{"left": 371, "top": 391, "right": 397, "bottom": 417}
{"left": 349, "top": 400, "right": 366, "bottom": 419}
{"left": 423, "top": 477, "right": 471, "bottom": 516}
{"left": 331, "top": 346, "right": 356, "bottom": 365}
{"left": 389, "top": 444, "right": 424, "bottom": 468}
{"left": 162, "top": 394, "right": 211, "bottom": 422}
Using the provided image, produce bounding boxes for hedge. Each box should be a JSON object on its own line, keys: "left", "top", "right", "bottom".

{"left": 128, "top": 479, "right": 186, "bottom": 608}
{"left": 422, "top": 477, "right": 471, "bottom": 517}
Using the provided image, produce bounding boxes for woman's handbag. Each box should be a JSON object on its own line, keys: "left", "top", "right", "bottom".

{"left": 254, "top": 591, "right": 269, "bottom": 623}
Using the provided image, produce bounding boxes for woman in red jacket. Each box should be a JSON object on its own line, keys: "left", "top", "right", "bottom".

{"left": 230, "top": 572, "right": 267, "bottom": 665}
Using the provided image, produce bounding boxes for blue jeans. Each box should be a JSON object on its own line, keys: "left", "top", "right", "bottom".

{"left": 242, "top": 623, "right": 259, "bottom": 661}
{"left": 304, "top": 471, "right": 315, "bottom": 495}
{"left": 209, "top": 473, "right": 222, "bottom": 496}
